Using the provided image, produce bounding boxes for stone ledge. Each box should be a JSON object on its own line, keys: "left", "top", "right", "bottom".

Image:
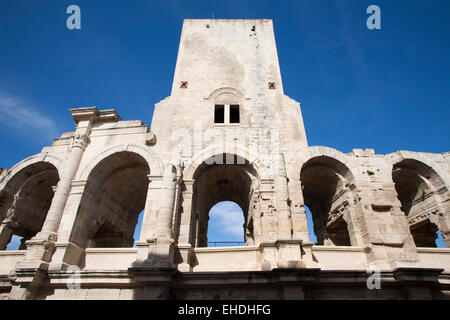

{"left": 193, "top": 245, "right": 258, "bottom": 253}
{"left": 85, "top": 248, "right": 138, "bottom": 253}
{"left": 416, "top": 247, "right": 450, "bottom": 253}
{"left": 311, "top": 246, "right": 366, "bottom": 252}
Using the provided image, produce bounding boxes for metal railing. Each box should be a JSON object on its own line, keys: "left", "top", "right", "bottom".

{"left": 207, "top": 241, "right": 246, "bottom": 247}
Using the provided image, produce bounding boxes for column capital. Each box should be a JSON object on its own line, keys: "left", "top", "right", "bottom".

{"left": 71, "top": 133, "right": 90, "bottom": 151}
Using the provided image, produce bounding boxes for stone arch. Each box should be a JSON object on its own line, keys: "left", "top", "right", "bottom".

{"left": 184, "top": 144, "right": 263, "bottom": 181}
{"left": 300, "top": 154, "right": 357, "bottom": 246}
{"left": 206, "top": 87, "right": 244, "bottom": 102}
{"left": 76, "top": 144, "right": 163, "bottom": 181}
{"left": 0, "top": 153, "right": 64, "bottom": 190}
{"left": 187, "top": 151, "right": 260, "bottom": 247}
{"left": 69, "top": 151, "right": 151, "bottom": 248}
{"left": 386, "top": 151, "right": 449, "bottom": 185}
{"left": 391, "top": 156, "right": 450, "bottom": 247}
{"left": 286, "top": 146, "right": 359, "bottom": 181}
{"left": 0, "top": 154, "right": 62, "bottom": 250}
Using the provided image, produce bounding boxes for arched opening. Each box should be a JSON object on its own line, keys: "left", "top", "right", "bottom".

{"left": 207, "top": 201, "right": 245, "bottom": 247}
{"left": 70, "top": 152, "right": 149, "bottom": 248}
{"left": 192, "top": 154, "right": 258, "bottom": 247}
{"left": 393, "top": 159, "right": 448, "bottom": 248}
{"left": 436, "top": 231, "right": 446, "bottom": 248}
{"left": 300, "top": 156, "right": 353, "bottom": 246}
{"left": 304, "top": 205, "right": 317, "bottom": 244}
{"left": 0, "top": 162, "right": 59, "bottom": 250}
{"left": 133, "top": 209, "right": 145, "bottom": 248}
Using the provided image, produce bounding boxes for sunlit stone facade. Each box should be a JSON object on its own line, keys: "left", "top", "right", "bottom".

{"left": 0, "top": 19, "right": 449, "bottom": 300}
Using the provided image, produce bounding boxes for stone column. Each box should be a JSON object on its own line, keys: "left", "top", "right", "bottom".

{"left": 155, "top": 164, "right": 178, "bottom": 239}
{"left": 39, "top": 135, "right": 88, "bottom": 236}
{"left": 356, "top": 181, "right": 421, "bottom": 270}
{"left": 17, "top": 107, "right": 98, "bottom": 271}
{"left": 47, "top": 180, "right": 87, "bottom": 270}
{"left": 289, "top": 178, "right": 310, "bottom": 241}
{"left": 135, "top": 175, "right": 162, "bottom": 263}
{"left": 274, "top": 154, "right": 292, "bottom": 240}
{"left": 140, "top": 163, "right": 179, "bottom": 268}
{"left": 259, "top": 178, "right": 277, "bottom": 242}
{"left": 258, "top": 154, "right": 309, "bottom": 270}
{"left": 20, "top": 133, "right": 90, "bottom": 270}
{"left": 177, "top": 180, "right": 194, "bottom": 244}
{"left": 139, "top": 175, "right": 163, "bottom": 242}
{"left": 176, "top": 180, "right": 194, "bottom": 272}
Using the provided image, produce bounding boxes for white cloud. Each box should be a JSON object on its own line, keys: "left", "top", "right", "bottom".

{"left": 209, "top": 201, "right": 245, "bottom": 238}
{"left": 0, "top": 91, "right": 60, "bottom": 141}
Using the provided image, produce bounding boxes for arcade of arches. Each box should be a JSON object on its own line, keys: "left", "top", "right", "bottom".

{"left": 0, "top": 136, "right": 449, "bottom": 300}
{"left": 1, "top": 153, "right": 448, "bottom": 255}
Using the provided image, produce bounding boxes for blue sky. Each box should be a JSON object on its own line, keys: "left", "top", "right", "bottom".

{"left": 0, "top": 1, "right": 448, "bottom": 248}
{"left": 207, "top": 202, "right": 245, "bottom": 245}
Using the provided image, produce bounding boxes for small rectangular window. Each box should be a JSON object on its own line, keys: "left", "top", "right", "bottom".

{"left": 214, "top": 105, "right": 225, "bottom": 123}
{"left": 230, "top": 105, "right": 240, "bottom": 123}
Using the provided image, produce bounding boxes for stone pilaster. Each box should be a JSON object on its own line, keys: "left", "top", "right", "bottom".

{"left": 175, "top": 180, "right": 195, "bottom": 272}
{"left": 34, "top": 108, "right": 98, "bottom": 240}
{"left": 139, "top": 175, "right": 163, "bottom": 242}
{"left": 155, "top": 164, "right": 178, "bottom": 239}
{"left": 259, "top": 240, "right": 317, "bottom": 271}
{"left": 258, "top": 178, "right": 277, "bottom": 242}
{"left": 274, "top": 153, "right": 293, "bottom": 240}
{"left": 177, "top": 180, "right": 194, "bottom": 244}
{"left": 289, "top": 179, "right": 309, "bottom": 241}
{"left": 19, "top": 110, "right": 96, "bottom": 271}
{"left": 47, "top": 180, "right": 87, "bottom": 270}
{"left": 355, "top": 181, "right": 421, "bottom": 270}
{"left": 176, "top": 243, "right": 193, "bottom": 272}
{"left": 135, "top": 175, "right": 162, "bottom": 263}
{"left": 138, "top": 163, "right": 179, "bottom": 269}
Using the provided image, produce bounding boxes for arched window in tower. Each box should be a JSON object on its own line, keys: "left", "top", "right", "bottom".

{"left": 213, "top": 104, "right": 240, "bottom": 124}
{"left": 211, "top": 89, "right": 242, "bottom": 125}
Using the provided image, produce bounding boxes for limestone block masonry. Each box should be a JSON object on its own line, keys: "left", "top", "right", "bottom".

{"left": 0, "top": 19, "right": 449, "bottom": 300}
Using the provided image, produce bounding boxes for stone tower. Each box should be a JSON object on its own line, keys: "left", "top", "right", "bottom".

{"left": 0, "top": 19, "right": 449, "bottom": 300}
